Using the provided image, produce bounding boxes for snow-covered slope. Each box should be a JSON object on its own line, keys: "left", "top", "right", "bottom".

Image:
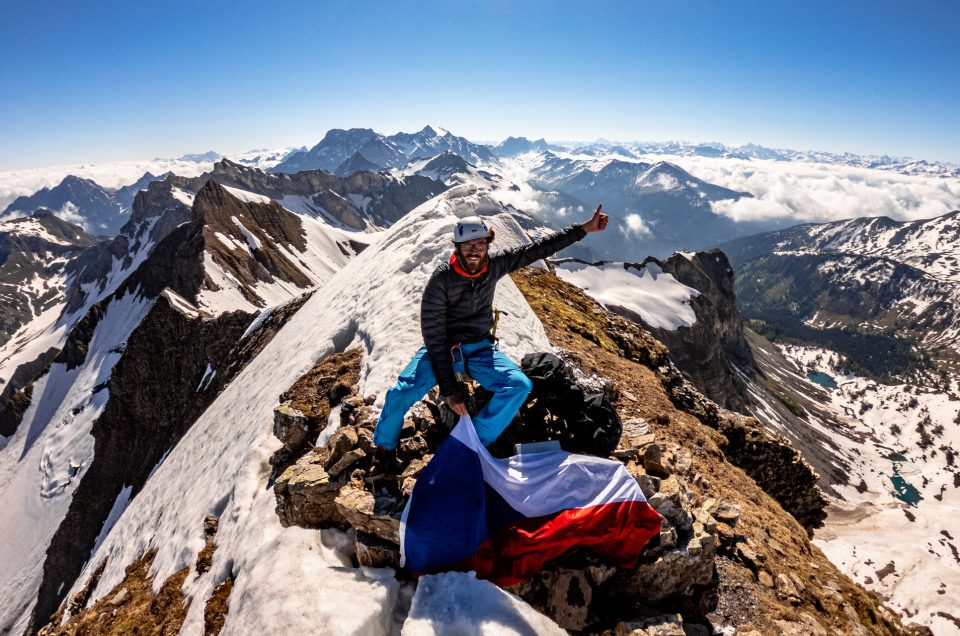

{"left": 741, "top": 341, "right": 960, "bottom": 635}
{"left": 53, "top": 184, "right": 556, "bottom": 634}
{"left": 553, "top": 259, "right": 699, "bottom": 330}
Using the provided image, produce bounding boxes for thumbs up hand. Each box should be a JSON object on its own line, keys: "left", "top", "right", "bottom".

{"left": 581, "top": 204, "right": 609, "bottom": 233}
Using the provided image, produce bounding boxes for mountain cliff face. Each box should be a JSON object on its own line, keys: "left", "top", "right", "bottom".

{"left": 643, "top": 250, "right": 757, "bottom": 412}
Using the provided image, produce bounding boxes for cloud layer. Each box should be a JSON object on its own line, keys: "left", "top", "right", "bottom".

{"left": 648, "top": 155, "right": 960, "bottom": 224}
{"left": 0, "top": 159, "right": 215, "bottom": 211}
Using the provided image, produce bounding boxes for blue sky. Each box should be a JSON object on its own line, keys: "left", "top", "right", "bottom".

{"left": 1, "top": 0, "right": 959, "bottom": 169}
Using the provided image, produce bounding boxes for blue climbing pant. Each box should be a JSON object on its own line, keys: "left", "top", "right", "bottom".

{"left": 373, "top": 340, "right": 533, "bottom": 451}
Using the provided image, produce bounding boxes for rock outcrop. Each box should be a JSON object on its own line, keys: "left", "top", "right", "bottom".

{"left": 609, "top": 249, "right": 757, "bottom": 412}
{"left": 272, "top": 347, "right": 724, "bottom": 632}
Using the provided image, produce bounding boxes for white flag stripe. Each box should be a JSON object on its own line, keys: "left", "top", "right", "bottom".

{"left": 451, "top": 416, "right": 644, "bottom": 518}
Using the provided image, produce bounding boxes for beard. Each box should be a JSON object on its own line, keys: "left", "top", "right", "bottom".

{"left": 457, "top": 247, "right": 488, "bottom": 273}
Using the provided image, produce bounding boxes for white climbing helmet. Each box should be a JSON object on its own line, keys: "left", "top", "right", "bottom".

{"left": 453, "top": 216, "right": 492, "bottom": 243}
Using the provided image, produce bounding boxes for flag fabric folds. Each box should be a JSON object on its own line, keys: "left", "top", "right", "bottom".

{"left": 400, "top": 416, "right": 662, "bottom": 585}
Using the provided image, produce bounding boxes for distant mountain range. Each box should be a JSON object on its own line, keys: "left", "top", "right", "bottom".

{"left": 272, "top": 125, "right": 495, "bottom": 175}
{"left": 1, "top": 172, "right": 168, "bottom": 235}
{"left": 4, "top": 126, "right": 958, "bottom": 248}
{"left": 717, "top": 210, "right": 960, "bottom": 378}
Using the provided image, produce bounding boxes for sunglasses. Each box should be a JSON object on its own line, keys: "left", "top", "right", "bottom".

{"left": 459, "top": 241, "right": 488, "bottom": 252}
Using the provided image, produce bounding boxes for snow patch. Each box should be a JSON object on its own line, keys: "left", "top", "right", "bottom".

{"left": 555, "top": 261, "right": 699, "bottom": 330}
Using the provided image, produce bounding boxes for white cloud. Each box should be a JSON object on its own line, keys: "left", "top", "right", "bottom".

{"left": 54, "top": 202, "right": 87, "bottom": 229}
{"left": 644, "top": 155, "right": 960, "bottom": 224}
{"left": 620, "top": 213, "right": 652, "bottom": 237}
{"left": 0, "top": 158, "right": 215, "bottom": 211}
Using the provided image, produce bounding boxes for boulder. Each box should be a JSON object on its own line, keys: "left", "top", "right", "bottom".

{"left": 544, "top": 569, "right": 592, "bottom": 631}
{"left": 355, "top": 531, "right": 400, "bottom": 568}
{"left": 334, "top": 485, "right": 402, "bottom": 543}
{"left": 647, "top": 475, "right": 692, "bottom": 534}
{"left": 704, "top": 498, "right": 741, "bottom": 526}
{"left": 615, "top": 613, "right": 686, "bottom": 636}
{"left": 614, "top": 519, "right": 716, "bottom": 610}
{"left": 272, "top": 401, "right": 311, "bottom": 451}
{"left": 274, "top": 458, "right": 346, "bottom": 528}
{"left": 326, "top": 448, "right": 366, "bottom": 478}
{"left": 642, "top": 443, "right": 671, "bottom": 478}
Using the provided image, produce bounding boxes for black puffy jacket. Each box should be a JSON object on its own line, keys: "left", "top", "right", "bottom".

{"left": 421, "top": 224, "right": 587, "bottom": 396}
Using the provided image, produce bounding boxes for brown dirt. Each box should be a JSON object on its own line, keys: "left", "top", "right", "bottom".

{"left": 511, "top": 267, "right": 919, "bottom": 635}
{"left": 280, "top": 348, "right": 363, "bottom": 422}
{"left": 39, "top": 551, "right": 189, "bottom": 636}
{"left": 203, "top": 578, "right": 234, "bottom": 636}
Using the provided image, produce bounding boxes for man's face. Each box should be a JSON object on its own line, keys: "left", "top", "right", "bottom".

{"left": 457, "top": 237, "right": 489, "bottom": 272}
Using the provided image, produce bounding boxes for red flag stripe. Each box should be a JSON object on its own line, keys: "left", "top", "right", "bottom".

{"left": 463, "top": 499, "right": 662, "bottom": 586}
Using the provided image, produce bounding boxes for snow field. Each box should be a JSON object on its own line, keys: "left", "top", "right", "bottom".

{"left": 779, "top": 345, "right": 960, "bottom": 634}
{"left": 554, "top": 260, "right": 699, "bottom": 330}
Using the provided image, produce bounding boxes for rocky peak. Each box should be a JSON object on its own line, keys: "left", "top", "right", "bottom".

{"left": 639, "top": 249, "right": 757, "bottom": 412}
{"left": 192, "top": 181, "right": 312, "bottom": 307}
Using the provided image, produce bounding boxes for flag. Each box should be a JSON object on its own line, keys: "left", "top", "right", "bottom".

{"left": 400, "top": 416, "right": 662, "bottom": 585}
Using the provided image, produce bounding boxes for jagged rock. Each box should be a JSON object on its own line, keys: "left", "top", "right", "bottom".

{"left": 107, "top": 588, "right": 129, "bottom": 607}
{"left": 642, "top": 443, "right": 671, "bottom": 478}
{"left": 735, "top": 542, "right": 763, "bottom": 574}
{"left": 715, "top": 410, "right": 827, "bottom": 533}
{"left": 613, "top": 448, "right": 641, "bottom": 462}
{"left": 647, "top": 476, "right": 692, "bottom": 534}
{"left": 274, "top": 459, "right": 346, "bottom": 528}
{"left": 614, "top": 521, "right": 716, "bottom": 611}
{"left": 622, "top": 417, "right": 650, "bottom": 438}
{"left": 273, "top": 401, "right": 310, "bottom": 451}
{"left": 586, "top": 564, "right": 616, "bottom": 585}
{"left": 326, "top": 448, "right": 366, "bottom": 478}
{"left": 400, "top": 455, "right": 431, "bottom": 497}
{"left": 334, "top": 485, "right": 402, "bottom": 543}
{"left": 704, "top": 498, "right": 741, "bottom": 526}
{"left": 325, "top": 426, "right": 359, "bottom": 467}
{"left": 627, "top": 463, "right": 661, "bottom": 499}
{"left": 544, "top": 569, "right": 592, "bottom": 631}
{"left": 660, "top": 526, "right": 678, "bottom": 550}
{"left": 615, "top": 613, "right": 686, "bottom": 636}
{"left": 355, "top": 531, "right": 400, "bottom": 569}
{"left": 398, "top": 434, "right": 429, "bottom": 462}
{"left": 666, "top": 447, "right": 693, "bottom": 477}
{"left": 355, "top": 426, "right": 376, "bottom": 455}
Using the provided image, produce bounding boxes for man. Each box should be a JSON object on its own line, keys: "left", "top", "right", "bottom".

{"left": 373, "top": 204, "right": 609, "bottom": 454}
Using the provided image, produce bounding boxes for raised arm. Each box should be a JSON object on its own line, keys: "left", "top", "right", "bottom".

{"left": 492, "top": 204, "right": 609, "bottom": 274}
